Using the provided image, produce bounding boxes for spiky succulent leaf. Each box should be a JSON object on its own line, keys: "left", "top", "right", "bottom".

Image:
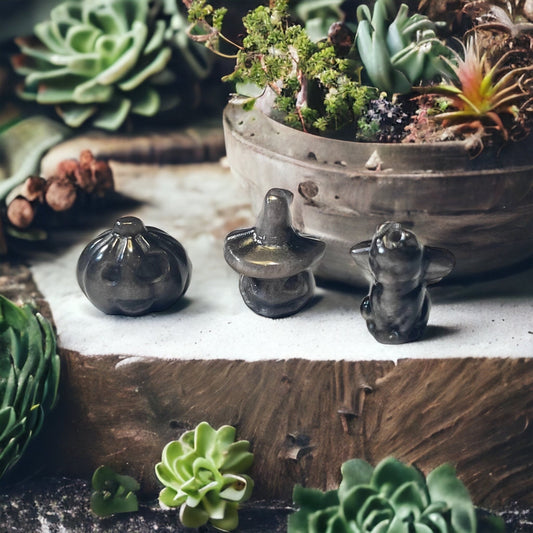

{"left": 155, "top": 421, "right": 254, "bottom": 532}
{"left": 288, "top": 457, "right": 504, "bottom": 533}
{"left": 12, "top": 0, "right": 211, "bottom": 130}
{"left": 0, "top": 294, "right": 60, "bottom": 479}
{"left": 355, "top": 0, "right": 454, "bottom": 94}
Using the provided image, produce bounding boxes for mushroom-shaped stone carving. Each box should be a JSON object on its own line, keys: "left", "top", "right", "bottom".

{"left": 77, "top": 216, "right": 191, "bottom": 316}
{"left": 351, "top": 221, "right": 455, "bottom": 344}
{"left": 224, "top": 188, "right": 326, "bottom": 318}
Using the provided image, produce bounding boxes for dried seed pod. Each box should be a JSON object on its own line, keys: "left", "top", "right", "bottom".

{"left": 45, "top": 176, "right": 77, "bottom": 212}
{"left": 56, "top": 159, "right": 80, "bottom": 183}
{"left": 91, "top": 159, "right": 114, "bottom": 196}
{"left": 75, "top": 150, "right": 114, "bottom": 195}
{"left": 7, "top": 196, "right": 35, "bottom": 228}
{"left": 77, "top": 150, "right": 96, "bottom": 192}
{"left": 79, "top": 149, "right": 94, "bottom": 167}
{"left": 328, "top": 22, "right": 354, "bottom": 57}
{"left": 20, "top": 176, "right": 47, "bottom": 203}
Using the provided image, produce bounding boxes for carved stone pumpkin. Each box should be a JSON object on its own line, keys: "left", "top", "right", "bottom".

{"left": 77, "top": 216, "right": 191, "bottom": 316}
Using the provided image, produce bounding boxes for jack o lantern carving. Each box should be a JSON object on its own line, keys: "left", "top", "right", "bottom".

{"left": 77, "top": 216, "right": 192, "bottom": 316}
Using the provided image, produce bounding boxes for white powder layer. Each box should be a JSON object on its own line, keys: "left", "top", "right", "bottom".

{"left": 28, "top": 162, "right": 533, "bottom": 361}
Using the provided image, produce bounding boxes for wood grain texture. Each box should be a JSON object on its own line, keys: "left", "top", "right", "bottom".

{"left": 34, "top": 351, "right": 533, "bottom": 510}
{"left": 40, "top": 121, "right": 226, "bottom": 177}
{"left": 2, "top": 260, "right": 531, "bottom": 510}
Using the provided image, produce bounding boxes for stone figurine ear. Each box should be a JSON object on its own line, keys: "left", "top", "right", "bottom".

{"left": 423, "top": 246, "right": 456, "bottom": 284}
{"left": 350, "top": 240, "right": 372, "bottom": 273}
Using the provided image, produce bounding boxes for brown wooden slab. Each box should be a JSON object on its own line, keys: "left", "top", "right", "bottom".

{"left": 33, "top": 349, "right": 532, "bottom": 510}
{"left": 2, "top": 261, "right": 531, "bottom": 511}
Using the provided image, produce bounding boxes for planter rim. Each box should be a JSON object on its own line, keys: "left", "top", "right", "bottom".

{"left": 223, "top": 101, "right": 533, "bottom": 285}
{"left": 224, "top": 102, "right": 533, "bottom": 176}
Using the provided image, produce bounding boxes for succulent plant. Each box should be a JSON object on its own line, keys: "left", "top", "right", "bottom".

{"left": 288, "top": 457, "right": 505, "bottom": 533}
{"left": 12, "top": 0, "right": 211, "bottom": 130}
{"left": 295, "top": 0, "right": 347, "bottom": 42}
{"left": 420, "top": 34, "right": 533, "bottom": 142}
{"left": 355, "top": 0, "right": 454, "bottom": 94}
{"left": 90, "top": 465, "right": 140, "bottom": 517}
{"left": 155, "top": 421, "right": 254, "bottom": 531}
{"left": 357, "top": 96, "right": 410, "bottom": 142}
{"left": 0, "top": 294, "right": 60, "bottom": 479}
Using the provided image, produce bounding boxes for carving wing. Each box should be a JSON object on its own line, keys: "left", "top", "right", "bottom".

{"left": 350, "top": 240, "right": 372, "bottom": 274}
{"left": 424, "top": 246, "right": 455, "bottom": 285}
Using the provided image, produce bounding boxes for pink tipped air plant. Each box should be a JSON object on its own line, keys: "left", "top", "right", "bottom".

{"left": 423, "top": 35, "right": 533, "bottom": 140}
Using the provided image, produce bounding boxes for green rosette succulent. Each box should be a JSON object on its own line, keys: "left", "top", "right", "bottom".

{"left": 288, "top": 457, "right": 505, "bottom": 533}
{"left": 0, "top": 294, "right": 60, "bottom": 479}
{"left": 155, "top": 421, "right": 254, "bottom": 532}
{"left": 355, "top": 0, "right": 453, "bottom": 94}
{"left": 12, "top": 0, "right": 211, "bottom": 130}
{"left": 90, "top": 465, "right": 140, "bottom": 517}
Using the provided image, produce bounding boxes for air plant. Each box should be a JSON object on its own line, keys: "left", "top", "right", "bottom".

{"left": 463, "top": 0, "right": 533, "bottom": 35}
{"left": 420, "top": 34, "right": 533, "bottom": 142}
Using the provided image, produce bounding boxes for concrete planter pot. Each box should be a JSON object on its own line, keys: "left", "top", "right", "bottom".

{"left": 223, "top": 102, "right": 533, "bottom": 286}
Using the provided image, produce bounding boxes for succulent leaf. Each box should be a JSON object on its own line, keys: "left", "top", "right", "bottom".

{"left": 90, "top": 465, "right": 140, "bottom": 518}
{"left": 355, "top": 0, "right": 453, "bottom": 94}
{"left": 295, "top": 0, "right": 346, "bottom": 42}
{"left": 0, "top": 294, "right": 60, "bottom": 480}
{"left": 289, "top": 457, "right": 503, "bottom": 533}
{"left": 13, "top": 0, "right": 211, "bottom": 130}
{"left": 155, "top": 421, "right": 254, "bottom": 531}
{"left": 427, "top": 463, "right": 476, "bottom": 533}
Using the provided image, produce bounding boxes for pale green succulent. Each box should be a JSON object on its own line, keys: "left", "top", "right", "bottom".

{"left": 355, "top": 0, "right": 454, "bottom": 94}
{"left": 12, "top": 0, "right": 211, "bottom": 130}
{"left": 155, "top": 421, "right": 254, "bottom": 531}
{"left": 288, "top": 457, "right": 505, "bottom": 533}
{"left": 0, "top": 294, "right": 60, "bottom": 479}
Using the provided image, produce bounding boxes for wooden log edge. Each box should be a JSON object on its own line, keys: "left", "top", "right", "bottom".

{"left": 2, "top": 261, "right": 532, "bottom": 510}
{"left": 32, "top": 350, "right": 533, "bottom": 510}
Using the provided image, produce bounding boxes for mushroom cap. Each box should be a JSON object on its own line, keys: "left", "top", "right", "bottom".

{"left": 224, "top": 188, "right": 326, "bottom": 279}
